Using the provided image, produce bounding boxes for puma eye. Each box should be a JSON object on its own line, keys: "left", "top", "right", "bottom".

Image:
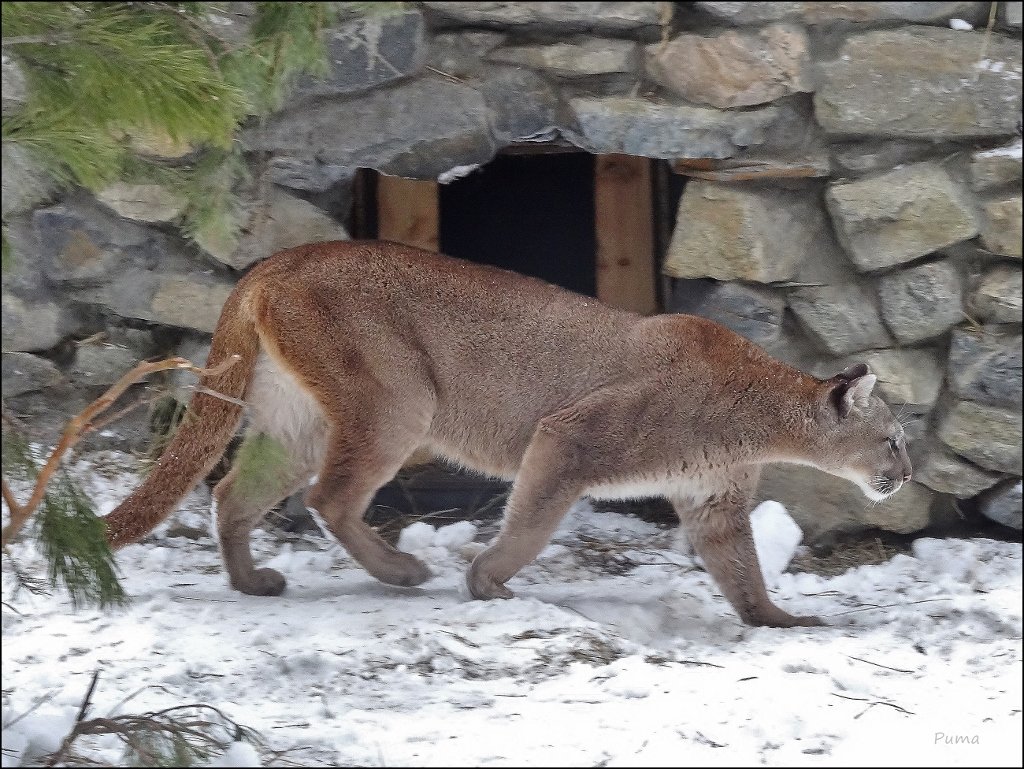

{"left": 887, "top": 437, "right": 899, "bottom": 453}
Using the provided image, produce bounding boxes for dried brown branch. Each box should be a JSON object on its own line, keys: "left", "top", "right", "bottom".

{"left": 972, "top": 1, "right": 1000, "bottom": 84}
{"left": 83, "top": 391, "right": 164, "bottom": 435}
{"left": 424, "top": 64, "right": 464, "bottom": 83}
{"left": 831, "top": 691, "right": 915, "bottom": 717}
{"left": 847, "top": 655, "right": 914, "bottom": 674}
{"left": 44, "top": 701, "right": 258, "bottom": 767}
{"left": 826, "top": 597, "right": 953, "bottom": 617}
{"left": 1, "top": 354, "right": 240, "bottom": 548}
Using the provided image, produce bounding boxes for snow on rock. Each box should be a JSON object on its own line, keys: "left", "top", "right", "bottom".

{"left": 675, "top": 500, "right": 802, "bottom": 586}
{"left": 976, "top": 139, "right": 1023, "bottom": 159}
{"left": 949, "top": 18, "right": 973, "bottom": 30}
{"left": 437, "top": 164, "right": 480, "bottom": 184}
{"left": 750, "top": 500, "right": 803, "bottom": 587}
{"left": 2, "top": 453, "right": 1022, "bottom": 767}
{"left": 398, "top": 520, "right": 479, "bottom": 553}
{"left": 396, "top": 520, "right": 438, "bottom": 551}
{"left": 432, "top": 521, "right": 477, "bottom": 549}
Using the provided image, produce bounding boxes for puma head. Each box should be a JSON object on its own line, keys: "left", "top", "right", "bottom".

{"left": 812, "top": 364, "right": 913, "bottom": 502}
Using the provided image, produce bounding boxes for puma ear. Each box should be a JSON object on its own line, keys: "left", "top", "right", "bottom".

{"left": 828, "top": 365, "right": 877, "bottom": 418}
{"left": 835, "top": 363, "right": 869, "bottom": 382}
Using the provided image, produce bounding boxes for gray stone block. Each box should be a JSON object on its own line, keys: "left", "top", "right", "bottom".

{"left": 937, "top": 400, "right": 1023, "bottom": 474}
{"left": 663, "top": 182, "right": 824, "bottom": 283}
{"left": 487, "top": 38, "right": 638, "bottom": 78}
{"left": 2, "top": 352, "right": 62, "bottom": 398}
{"left": 96, "top": 182, "right": 185, "bottom": 224}
{"left": 645, "top": 25, "right": 810, "bottom": 108}
{"left": 70, "top": 343, "right": 142, "bottom": 387}
{"left": 196, "top": 185, "right": 349, "bottom": 270}
{"left": 245, "top": 78, "right": 498, "bottom": 180}
{"left": 947, "top": 327, "right": 1022, "bottom": 408}
{"left": 970, "top": 264, "right": 1022, "bottom": 323}
{"left": 877, "top": 261, "right": 964, "bottom": 345}
{"left": 970, "top": 140, "right": 1023, "bottom": 191}
{"left": 913, "top": 440, "right": 1004, "bottom": 497}
{"left": 815, "top": 26, "right": 1022, "bottom": 138}
{"left": 422, "top": 2, "right": 663, "bottom": 32}
{"left": 979, "top": 195, "right": 1023, "bottom": 258}
{"left": 670, "top": 280, "right": 785, "bottom": 347}
{"left": 756, "top": 464, "right": 933, "bottom": 541}
{"left": 816, "top": 348, "right": 943, "bottom": 410}
{"left": 478, "top": 67, "right": 572, "bottom": 145}
{"left": 567, "top": 97, "right": 779, "bottom": 160}
{"left": 1, "top": 293, "right": 74, "bottom": 352}
{"left": 977, "top": 480, "right": 1023, "bottom": 529}
{"left": 789, "top": 283, "right": 893, "bottom": 355}
{"left": 825, "top": 163, "right": 978, "bottom": 272}
{"left": 1, "top": 145, "right": 57, "bottom": 219}
{"left": 696, "top": 2, "right": 988, "bottom": 25}
{"left": 293, "top": 10, "right": 426, "bottom": 99}
{"left": 427, "top": 32, "right": 505, "bottom": 79}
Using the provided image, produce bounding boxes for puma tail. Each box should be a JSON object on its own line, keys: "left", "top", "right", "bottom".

{"left": 104, "top": 289, "right": 260, "bottom": 548}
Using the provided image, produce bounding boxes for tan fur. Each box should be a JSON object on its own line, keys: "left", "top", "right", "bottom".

{"left": 103, "top": 241, "right": 912, "bottom": 627}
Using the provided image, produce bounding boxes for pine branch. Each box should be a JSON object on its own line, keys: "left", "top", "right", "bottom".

{"left": 2, "top": 2, "right": 347, "bottom": 259}
{"left": 1, "top": 354, "right": 240, "bottom": 548}
{"left": 38, "top": 471, "right": 128, "bottom": 608}
{"left": 43, "top": 678, "right": 263, "bottom": 767}
{"left": 131, "top": 1, "right": 222, "bottom": 74}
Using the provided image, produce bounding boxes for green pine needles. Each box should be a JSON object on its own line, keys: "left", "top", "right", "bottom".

{"left": 1, "top": 1, "right": 344, "bottom": 256}
{"left": 2, "top": 2, "right": 244, "bottom": 184}
{"left": 3, "top": 429, "right": 126, "bottom": 609}
{"left": 37, "top": 469, "right": 128, "bottom": 610}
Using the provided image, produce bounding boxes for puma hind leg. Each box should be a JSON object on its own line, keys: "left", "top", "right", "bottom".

{"left": 214, "top": 432, "right": 312, "bottom": 596}
{"left": 305, "top": 418, "right": 434, "bottom": 588}
{"left": 253, "top": 293, "right": 434, "bottom": 588}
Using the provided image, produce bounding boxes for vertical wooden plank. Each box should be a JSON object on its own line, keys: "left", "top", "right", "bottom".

{"left": 376, "top": 174, "right": 439, "bottom": 252}
{"left": 594, "top": 154, "right": 657, "bottom": 314}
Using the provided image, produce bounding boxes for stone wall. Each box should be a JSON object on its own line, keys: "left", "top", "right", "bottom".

{"left": 3, "top": 2, "right": 1021, "bottom": 537}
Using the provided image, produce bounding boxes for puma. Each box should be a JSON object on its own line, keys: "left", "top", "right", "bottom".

{"left": 103, "top": 240, "right": 912, "bottom": 628}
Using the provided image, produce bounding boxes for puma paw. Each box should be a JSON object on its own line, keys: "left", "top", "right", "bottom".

{"left": 374, "top": 554, "right": 432, "bottom": 587}
{"left": 466, "top": 564, "right": 515, "bottom": 600}
{"left": 743, "top": 608, "right": 824, "bottom": 628}
{"left": 233, "top": 567, "right": 287, "bottom": 597}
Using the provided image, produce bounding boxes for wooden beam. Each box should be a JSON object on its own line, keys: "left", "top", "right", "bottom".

{"left": 594, "top": 154, "right": 657, "bottom": 315}
{"left": 670, "top": 157, "right": 829, "bottom": 180}
{"left": 377, "top": 174, "right": 439, "bottom": 252}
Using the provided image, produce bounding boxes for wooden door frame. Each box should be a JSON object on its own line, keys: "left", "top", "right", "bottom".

{"left": 373, "top": 152, "right": 658, "bottom": 314}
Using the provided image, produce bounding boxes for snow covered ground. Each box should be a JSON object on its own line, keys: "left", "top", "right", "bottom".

{"left": 3, "top": 451, "right": 1022, "bottom": 767}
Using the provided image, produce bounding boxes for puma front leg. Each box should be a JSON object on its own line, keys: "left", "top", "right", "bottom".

{"left": 673, "top": 472, "right": 822, "bottom": 628}
{"left": 468, "top": 427, "right": 584, "bottom": 600}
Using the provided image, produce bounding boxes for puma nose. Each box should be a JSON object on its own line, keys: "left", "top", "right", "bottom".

{"left": 903, "top": 472, "right": 912, "bottom": 482}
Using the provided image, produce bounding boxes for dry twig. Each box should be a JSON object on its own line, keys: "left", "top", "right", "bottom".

{"left": 1, "top": 355, "right": 240, "bottom": 548}
{"left": 42, "top": 670, "right": 261, "bottom": 767}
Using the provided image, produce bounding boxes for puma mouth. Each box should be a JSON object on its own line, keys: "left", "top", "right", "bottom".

{"left": 840, "top": 471, "right": 901, "bottom": 502}
{"left": 864, "top": 475, "right": 902, "bottom": 501}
